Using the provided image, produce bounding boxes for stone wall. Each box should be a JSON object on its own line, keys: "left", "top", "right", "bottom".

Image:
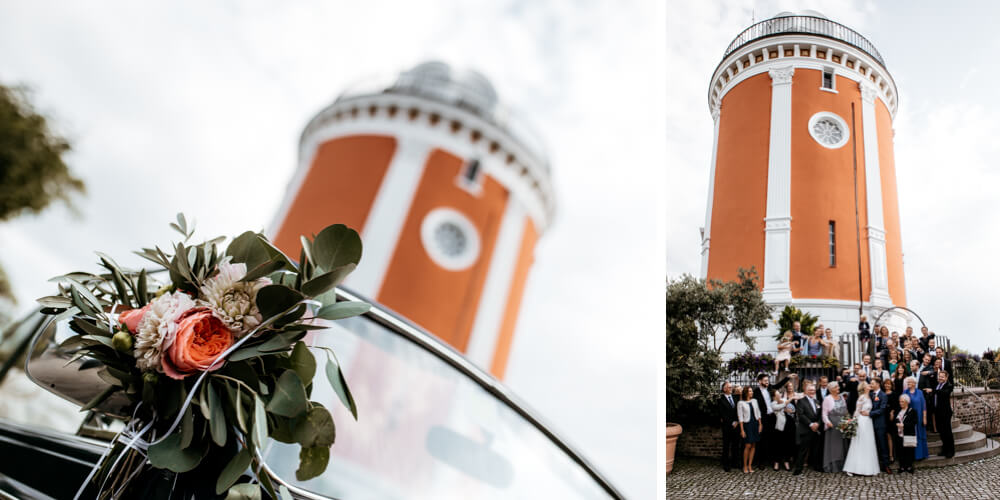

{"left": 676, "top": 389, "right": 1000, "bottom": 458}
{"left": 952, "top": 388, "right": 1000, "bottom": 435}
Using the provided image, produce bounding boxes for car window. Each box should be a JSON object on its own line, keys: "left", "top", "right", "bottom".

{"left": 262, "top": 314, "right": 613, "bottom": 499}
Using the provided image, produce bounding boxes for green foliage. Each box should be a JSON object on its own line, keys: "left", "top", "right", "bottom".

{"left": 39, "top": 217, "right": 371, "bottom": 490}
{"left": 666, "top": 267, "right": 772, "bottom": 423}
{"left": 775, "top": 305, "right": 818, "bottom": 340}
{"left": 0, "top": 84, "right": 84, "bottom": 222}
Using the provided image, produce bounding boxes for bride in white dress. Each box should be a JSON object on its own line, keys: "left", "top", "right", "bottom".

{"left": 843, "top": 383, "right": 880, "bottom": 476}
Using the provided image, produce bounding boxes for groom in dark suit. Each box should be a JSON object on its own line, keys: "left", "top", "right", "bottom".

{"left": 868, "top": 379, "right": 892, "bottom": 473}
{"left": 717, "top": 382, "right": 741, "bottom": 470}
{"left": 793, "top": 381, "right": 823, "bottom": 475}
{"left": 933, "top": 370, "right": 955, "bottom": 458}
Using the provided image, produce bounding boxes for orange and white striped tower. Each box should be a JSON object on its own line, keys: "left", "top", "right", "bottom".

{"left": 269, "top": 62, "right": 554, "bottom": 378}
{"left": 701, "top": 12, "right": 908, "bottom": 342}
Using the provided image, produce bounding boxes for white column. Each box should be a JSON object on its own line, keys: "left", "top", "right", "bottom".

{"left": 343, "top": 136, "right": 432, "bottom": 297}
{"left": 762, "top": 67, "right": 794, "bottom": 302}
{"left": 466, "top": 202, "right": 526, "bottom": 367}
{"left": 860, "top": 83, "right": 892, "bottom": 306}
{"left": 700, "top": 105, "right": 722, "bottom": 278}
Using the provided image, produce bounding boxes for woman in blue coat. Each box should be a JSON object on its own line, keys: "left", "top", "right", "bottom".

{"left": 903, "top": 376, "right": 929, "bottom": 460}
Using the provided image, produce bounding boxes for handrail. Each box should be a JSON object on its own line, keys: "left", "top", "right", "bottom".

{"left": 722, "top": 15, "right": 885, "bottom": 67}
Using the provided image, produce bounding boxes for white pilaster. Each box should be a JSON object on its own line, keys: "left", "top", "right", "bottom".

{"left": 466, "top": 202, "right": 526, "bottom": 367}
{"left": 859, "top": 83, "right": 892, "bottom": 306}
{"left": 343, "top": 137, "right": 433, "bottom": 297}
{"left": 762, "top": 67, "right": 794, "bottom": 302}
{"left": 700, "top": 105, "right": 722, "bottom": 278}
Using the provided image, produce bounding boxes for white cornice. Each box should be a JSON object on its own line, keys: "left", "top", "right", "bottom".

{"left": 708, "top": 34, "right": 898, "bottom": 118}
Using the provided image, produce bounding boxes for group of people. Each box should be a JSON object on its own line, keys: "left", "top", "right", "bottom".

{"left": 719, "top": 322, "right": 955, "bottom": 476}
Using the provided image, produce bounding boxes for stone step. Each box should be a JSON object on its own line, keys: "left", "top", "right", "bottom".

{"left": 928, "top": 423, "right": 973, "bottom": 440}
{"left": 916, "top": 438, "right": 1000, "bottom": 468}
{"left": 927, "top": 430, "right": 987, "bottom": 455}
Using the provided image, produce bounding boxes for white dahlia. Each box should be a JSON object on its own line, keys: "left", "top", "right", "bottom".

{"left": 134, "top": 291, "right": 196, "bottom": 372}
{"left": 199, "top": 262, "right": 270, "bottom": 337}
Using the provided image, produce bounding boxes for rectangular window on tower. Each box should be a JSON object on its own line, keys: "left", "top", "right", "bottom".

{"left": 821, "top": 68, "right": 836, "bottom": 91}
{"left": 828, "top": 221, "right": 836, "bottom": 267}
{"left": 456, "top": 157, "right": 483, "bottom": 196}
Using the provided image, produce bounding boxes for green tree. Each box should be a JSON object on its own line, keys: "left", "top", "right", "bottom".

{"left": 0, "top": 83, "right": 84, "bottom": 304}
{"left": 666, "top": 267, "right": 773, "bottom": 422}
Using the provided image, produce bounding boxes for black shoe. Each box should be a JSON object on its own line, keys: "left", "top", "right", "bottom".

{"left": 792, "top": 469, "right": 803, "bottom": 475}
{"left": 907, "top": 468, "right": 915, "bottom": 474}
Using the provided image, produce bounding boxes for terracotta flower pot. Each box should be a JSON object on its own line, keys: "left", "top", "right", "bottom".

{"left": 666, "top": 423, "right": 683, "bottom": 475}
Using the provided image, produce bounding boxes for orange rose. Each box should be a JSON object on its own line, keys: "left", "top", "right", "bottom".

{"left": 119, "top": 304, "right": 150, "bottom": 333}
{"left": 162, "top": 308, "right": 234, "bottom": 380}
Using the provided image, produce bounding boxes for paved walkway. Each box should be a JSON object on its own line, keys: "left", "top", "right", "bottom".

{"left": 666, "top": 456, "right": 1000, "bottom": 499}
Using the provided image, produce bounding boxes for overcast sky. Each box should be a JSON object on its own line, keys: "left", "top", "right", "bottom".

{"left": 668, "top": 1, "right": 1000, "bottom": 356}
{"left": 0, "top": 1, "right": 663, "bottom": 498}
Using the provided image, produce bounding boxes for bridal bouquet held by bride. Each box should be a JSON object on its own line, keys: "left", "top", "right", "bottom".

{"left": 843, "top": 381, "right": 881, "bottom": 476}
{"left": 36, "top": 215, "right": 370, "bottom": 499}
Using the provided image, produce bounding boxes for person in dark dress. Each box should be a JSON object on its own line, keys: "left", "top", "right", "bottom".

{"left": 896, "top": 394, "right": 917, "bottom": 473}
{"left": 883, "top": 378, "right": 899, "bottom": 463}
{"left": 718, "top": 382, "right": 741, "bottom": 471}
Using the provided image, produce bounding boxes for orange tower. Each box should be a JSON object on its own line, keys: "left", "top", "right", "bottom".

{"left": 269, "top": 62, "right": 554, "bottom": 378}
{"left": 702, "top": 12, "right": 908, "bottom": 339}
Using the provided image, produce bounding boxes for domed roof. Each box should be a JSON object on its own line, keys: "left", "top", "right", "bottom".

{"left": 772, "top": 10, "right": 827, "bottom": 19}
{"left": 390, "top": 61, "right": 500, "bottom": 117}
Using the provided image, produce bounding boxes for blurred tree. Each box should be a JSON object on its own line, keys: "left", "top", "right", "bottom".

{"left": 0, "top": 83, "right": 84, "bottom": 304}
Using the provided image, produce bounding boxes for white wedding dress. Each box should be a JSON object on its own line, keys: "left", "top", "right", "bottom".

{"left": 843, "top": 395, "right": 880, "bottom": 476}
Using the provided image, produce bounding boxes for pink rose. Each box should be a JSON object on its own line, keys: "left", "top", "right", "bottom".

{"left": 119, "top": 304, "right": 150, "bottom": 333}
{"left": 162, "top": 308, "right": 234, "bottom": 380}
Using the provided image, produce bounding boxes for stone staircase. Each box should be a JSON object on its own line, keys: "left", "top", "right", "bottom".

{"left": 916, "top": 417, "right": 1000, "bottom": 468}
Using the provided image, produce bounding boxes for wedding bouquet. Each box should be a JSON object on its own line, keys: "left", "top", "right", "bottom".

{"left": 36, "top": 215, "right": 369, "bottom": 499}
{"left": 837, "top": 416, "right": 858, "bottom": 439}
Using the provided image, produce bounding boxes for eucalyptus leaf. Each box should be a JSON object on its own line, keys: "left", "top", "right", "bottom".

{"left": 216, "top": 447, "right": 252, "bottom": 495}
{"left": 256, "top": 285, "right": 304, "bottom": 320}
{"left": 325, "top": 353, "right": 358, "bottom": 420}
{"left": 310, "top": 224, "right": 362, "bottom": 272}
{"left": 292, "top": 406, "right": 335, "bottom": 448}
{"left": 148, "top": 432, "right": 206, "bottom": 473}
{"left": 315, "top": 301, "right": 371, "bottom": 321}
{"left": 253, "top": 395, "right": 267, "bottom": 447}
{"left": 36, "top": 295, "right": 72, "bottom": 308}
{"left": 279, "top": 485, "right": 293, "bottom": 500}
{"left": 70, "top": 286, "right": 100, "bottom": 317}
{"left": 241, "top": 258, "right": 285, "bottom": 283}
{"left": 208, "top": 382, "right": 227, "bottom": 446}
{"left": 290, "top": 342, "right": 316, "bottom": 384}
{"left": 199, "top": 383, "right": 212, "bottom": 420}
{"left": 300, "top": 264, "right": 355, "bottom": 297}
{"left": 137, "top": 269, "right": 148, "bottom": 305}
{"left": 227, "top": 231, "right": 271, "bottom": 271}
{"left": 296, "top": 445, "right": 330, "bottom": 481}
{"left": 180, "top": 405, "right": 195, "bottom": 449}
{"left": 267, "top": 370, "right": 308, "bottom": 418}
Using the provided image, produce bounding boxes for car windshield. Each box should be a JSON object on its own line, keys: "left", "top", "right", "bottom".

{"left": 262, "top": 314, "right": 614, "bottom": 499}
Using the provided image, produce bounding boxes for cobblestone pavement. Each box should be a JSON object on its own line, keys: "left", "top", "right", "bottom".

{"left": 666, "top": 456, "right": 1000, "bottom": 499}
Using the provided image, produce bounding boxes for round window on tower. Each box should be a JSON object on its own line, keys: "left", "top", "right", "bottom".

{"left": 420, "top": 208, "right": 481, "bottom": 271}
{"left": 808, "top": 111, "right": 850, "bottom": 149}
